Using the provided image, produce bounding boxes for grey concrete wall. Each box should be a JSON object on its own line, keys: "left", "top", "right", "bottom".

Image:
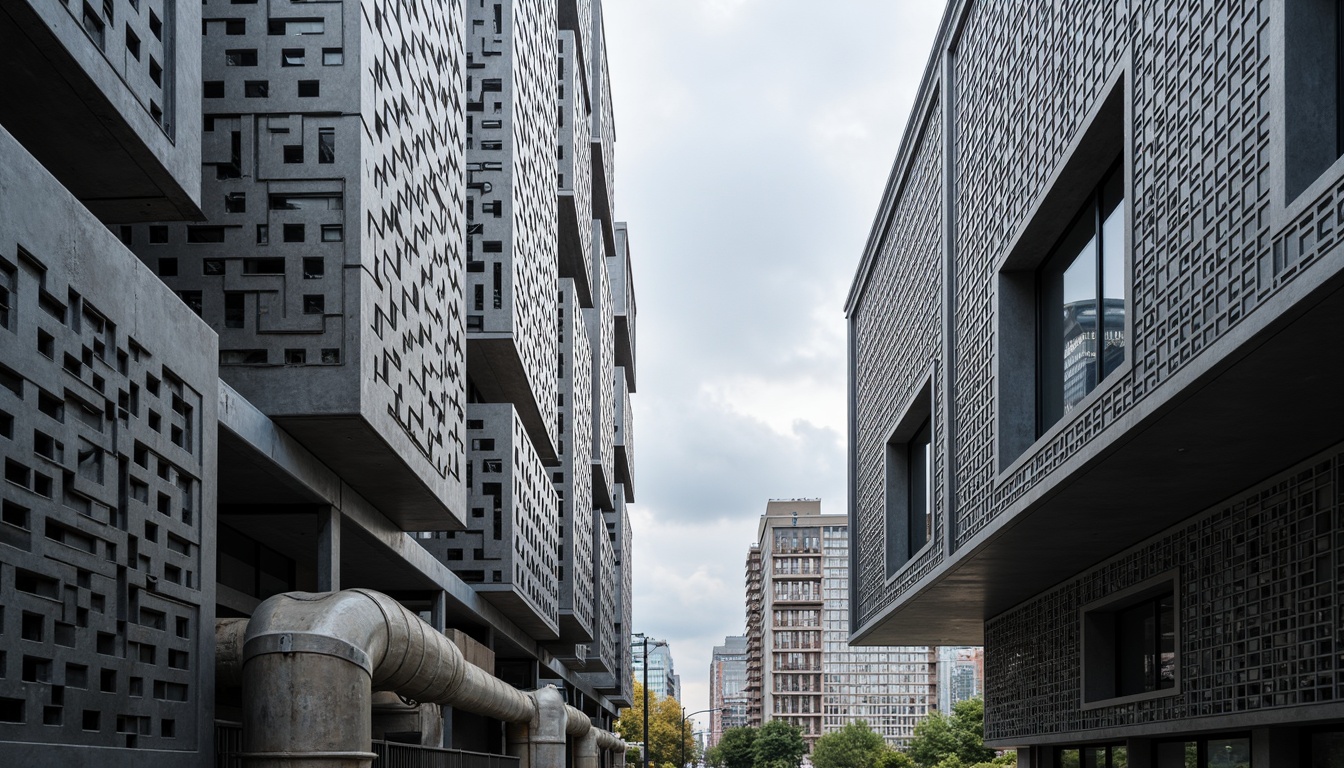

{"left": 0, "top": 123, "right": 217, "bottom": 763}
{"left": 421, "top": 403, "right": 560, "bottom": 639}
{"left": 464, "top": 0, "right": 560, "bottom": 462}
{"left": 983, "top": 444, "right": 1344, "bottom": 745}
{"left": 850, "top": 0, "right": 1344, "bottom": 632}
{"left": 0, "top": 0, "right": 203, "bottom": 221}
{"left": 556, "top": 278, "right": 596, "bottom": 644}
{"left": 610, "top": 222, "right": 635, "bottom": 390}
{"left": 129, "top": 0, "right": 469, "bottom": 532}
{"left": 558, "top": 30, "right": 595, "bottom": 309}
{"left": 584, "top": 227, "right": 615, "bottom": 511}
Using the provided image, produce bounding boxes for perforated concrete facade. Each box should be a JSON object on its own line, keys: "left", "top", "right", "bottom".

{"left": 848, "top": 0, "right": 1344, "bottom": 759}
{"left": 585, "top": 232, "right": 616, "bottom": 511}
{"left": 557, "top": 29, "right": 594, "bottom": 309}
{"left": 464, "top": 0, "right": 559, "bottom": 463}
{"left": 0, "top": 0, "right": 202, "bottom": 221}
{"left": 556, "top": 278, "right": 596, "bottom": 644}
{"left": 421, "top": 403, "right": 560, "bottom": 639}
{"left": 2, "top": 0, "right": 639, "bottom": 759}
{"left": 129, "top": 0, "right": 469, "bottom": 532}
{"left": 0, "top": 125, "right": 217, "bottom": 765}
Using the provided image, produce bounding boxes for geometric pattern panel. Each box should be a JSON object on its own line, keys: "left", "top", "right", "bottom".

{"left": 423, "top": 403, "right": 559, "bottom": 634}
{"left": 131, "top": 0, "right": 467, "bottom": 502}
{"left": 465, "top": 0, "right": 559, "bottom": 455}
{"left": 556, "top": 279, "right": 595, "bottom": 636}
{"left": 854, "top": 0, "right": 1344, "bottom": 630}
{"left": 850, "top": 103, "right": 944, "bottom": 623}
{"left": 0, "top": 132, "right": 215, "bottom": 753}
{"left": 585, "top": 244, "right": 614, "bottom": 509}
{"left": 37, "top": 0, "right": 173, "bottom": 131}
{"left": 983, "top": 446, "right": 1341, "bottom": 742}
{"left": 948, "top": 0, "right": 1127, "bottom": 549}
{"left": 557, "top": 29, "right": 594, "bottom": 305}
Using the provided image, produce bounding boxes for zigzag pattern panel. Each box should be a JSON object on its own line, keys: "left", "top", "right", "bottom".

{"left": 465, "top": 0, "right": 558, "bottom": 455}
{"left": 363, "top": 0, "right": 467, "bottom": 491}
{"left": 556, "top": 279, "right": 595, "bottom": 635}
{"left": 585, "top": 238, "right": 614, "bottom": 508}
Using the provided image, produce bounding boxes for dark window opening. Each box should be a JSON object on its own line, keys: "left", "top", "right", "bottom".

{"left": 186, "top": 226, "right": 226, "bottom": 243}
{"left": 283, "top": 224, "right": 304, "bottom": 243}
{"left": 244, "top": 81, "right": 269, "bottom": 98}
{"left": 223, "top": 293, "right": 245, "bottom": 328}
{"left": 318, "top": 128, "right": 335, "bottom": 163}
{"left": 1114, "top": 593, "right": 1176, "bottom": 697}
{"left": 281, "top": 49, "right": 304, "bottom": 67}
{"left": 1083, "top": 580, "right": 1177, "bottom": 704}
{"left": 297, "top": 80, "right": 319, "bottom": 97}
{"left": 303, "top": 258, "right": 324, "bottom": 278}
{"left": 1037, "top": 161, "right": 1125, "bottom": 434}
{"left": 225, "top": 48, "right": 257, "bottom": 66}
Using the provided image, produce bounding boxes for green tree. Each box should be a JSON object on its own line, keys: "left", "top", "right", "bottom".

{"left": 905, "top": 699, "right": 995, "bottom": 768}
{"left": 877, "top": 751, "right": 917, "bottom": 768}
{"left": 708, "top": 727, "right": 757, "bottom": 768}
{"left": 752, "top": 720, "right": 806, "bottom": 768}
{"left": 616, "top": 683, "right": 699, "bottom": 768}
{"left": 811, "top": 720, "right": 888, "bottom": 768}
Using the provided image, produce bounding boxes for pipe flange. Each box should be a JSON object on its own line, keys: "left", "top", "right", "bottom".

{"left": 244, "top": 631, "right": 373, "bottom": 674}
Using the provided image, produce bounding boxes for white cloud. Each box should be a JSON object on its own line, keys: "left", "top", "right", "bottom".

{"left": 600, "top": 0, "right": 946, "bottom": 715}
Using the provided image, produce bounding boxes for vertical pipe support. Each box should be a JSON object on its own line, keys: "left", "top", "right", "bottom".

{"left": 530, "top": 686, "right": 569, "bottom": 768}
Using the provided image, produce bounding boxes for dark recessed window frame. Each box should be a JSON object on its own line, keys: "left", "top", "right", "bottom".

{"left": 1036, "top": 160, "right": 1126, "bottom": 435}
{"left": 883, "top": 373, "right": 935, "bottom": 579}
{"left": 1081, "top": 572, "right": 1179, "bottom": 709}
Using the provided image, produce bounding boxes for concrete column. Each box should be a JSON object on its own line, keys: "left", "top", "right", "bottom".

{"left": 317, "top": 505, "right": 341, "bottom": 591}
{"left": 508, "top": 722, "right": 532, "bottom": 768}
{"left": 1125, "top": 738, "right": 1154, "bottom": 768}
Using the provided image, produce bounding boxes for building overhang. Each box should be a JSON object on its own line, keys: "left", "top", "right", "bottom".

{"left": 854, "top": 251, "right": 1344, "bottom": 647}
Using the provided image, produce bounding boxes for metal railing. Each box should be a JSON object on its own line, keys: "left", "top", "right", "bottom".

{"left": 217, "top": 722, "right": 521, "bottom": 768}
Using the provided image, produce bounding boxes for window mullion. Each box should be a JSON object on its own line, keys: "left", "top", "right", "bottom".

{"left": 1094, "top": 192, "right": 1105, "bottom": 387}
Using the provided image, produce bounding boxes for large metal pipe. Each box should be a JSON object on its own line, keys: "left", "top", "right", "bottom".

{"left": 231, "top": 589, "right": 625, "bottom": 768}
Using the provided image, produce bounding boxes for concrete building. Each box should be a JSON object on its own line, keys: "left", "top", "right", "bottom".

{"left": 708, "top": 635, "right": 749, "bottom": 747}
{"left": 0, "top": 0, "right": 638, "bottom": 763}
{"left": 846, "top": 1, "right": 1344, "bottom": 767}
{"left": 934, "top": 647, "right": 983, "bottom": 715}
{"left": 631, "top": 634, "right": 680, "bottom": 702}
{"left": 744, "top": 500, "right": 935, "bottom": 750}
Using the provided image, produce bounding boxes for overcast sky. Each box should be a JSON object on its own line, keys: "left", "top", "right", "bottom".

{"left": 598, "top": 0, "right": 946, "bottom": 733}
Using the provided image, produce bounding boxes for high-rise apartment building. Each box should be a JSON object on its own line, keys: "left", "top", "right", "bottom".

{"left": 708, "top": 635, "right": 749, "bottom": 748}
{"left": 0, "top": 0, "right": 637, "bottom": 763}
{"left": 934, "top": 647, "right": 983, "bottom": 714}
{"left": 846, "top": 1, "right": 1344, "bottom": 766}
{"left": 631, "top": 635, "right": 680, "bottom": 702}
{"left": 743, "top": 500, "right": 934, "bottom": 750}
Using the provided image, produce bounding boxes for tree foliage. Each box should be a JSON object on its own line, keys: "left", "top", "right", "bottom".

{"left": 708, "top": 727, "right": 758, "bottom": 768}
{"left": 904, "top": 699, "right": 996, "bottom": 768}
{"left": 811, "top": 720, "right": 888, "bottom": 768}
{"left": 616, "top": 682, "right": 700, "bottom": 768}
{"left": 752, "top": 720, "right": 807, "bottom": 768}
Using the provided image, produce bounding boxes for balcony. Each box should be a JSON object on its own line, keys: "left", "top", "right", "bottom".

{"left": 613, "top": 366, "right": 634, "bottom": 501}
{"left": 609, "top": 224, "right": 636, "bottom": 390}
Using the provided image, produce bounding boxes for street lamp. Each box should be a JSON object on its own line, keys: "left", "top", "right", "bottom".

{"left": 632, "top": 633, "right": 667, "bottom": 768}
{"left": 682, "top": 707, "right": 728, "bottom": 768}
